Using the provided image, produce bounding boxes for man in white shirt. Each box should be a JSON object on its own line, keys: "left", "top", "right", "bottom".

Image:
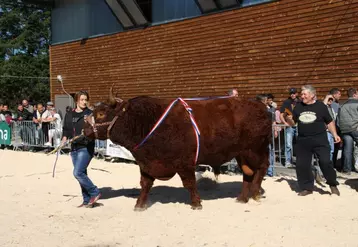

{"left": 43, "top": 108, "right": 62, "bottom": 147}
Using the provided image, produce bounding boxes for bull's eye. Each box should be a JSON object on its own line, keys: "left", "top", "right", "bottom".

{"left": 96, "top": 112, "right": 105, "bottom": 119}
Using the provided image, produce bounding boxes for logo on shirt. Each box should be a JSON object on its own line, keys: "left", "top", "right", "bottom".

{"left": 299, "top": 111, "right": 317, "bottom": 124}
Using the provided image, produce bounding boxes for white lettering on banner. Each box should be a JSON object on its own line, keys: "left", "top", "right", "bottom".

{"left": 0, "top": 129, "right": 8, "bottom": 140}
{"left": 106, "top": 139, "right": 136, "bottom": 161}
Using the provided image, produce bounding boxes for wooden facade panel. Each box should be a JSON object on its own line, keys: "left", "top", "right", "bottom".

{"left": 50, "top": 22, "right": 358, "bottom": 67}
{"left": 50, "top": 0, "right": 358, "bottom": 105}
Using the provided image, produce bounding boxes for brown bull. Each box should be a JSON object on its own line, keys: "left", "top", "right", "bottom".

{"left": 83, "top": 89, "right": 272, "bottom": 210}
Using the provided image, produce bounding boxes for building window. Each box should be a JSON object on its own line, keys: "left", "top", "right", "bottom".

{"left": 152, "top": 0, "right": 201, "bottom": 24}
{"left": 136, "top": 0, "right": 152, "bottom": 22}
{"left": 241, "top": 0, "right": 272, "bottom": 7}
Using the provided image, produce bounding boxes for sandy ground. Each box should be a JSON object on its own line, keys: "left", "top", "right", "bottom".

{"left": 0, "top": 150, "right": 358, "bottom": 247}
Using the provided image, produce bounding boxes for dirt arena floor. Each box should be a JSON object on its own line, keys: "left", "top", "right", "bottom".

{"left": 1, "top": 150, "right": 358, "bottom": 247}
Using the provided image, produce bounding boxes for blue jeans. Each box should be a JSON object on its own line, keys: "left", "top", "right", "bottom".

{"left": 71, "top": 147, "right": 100, "bottom": 204}
{"left": 342, "top": 132, "right": 358, "bottom": 172}
{"left": 267, "top": 144, "right": 274, "bottom": 177}
{"left": 327, "top": 132, "right": 334, "bottom": 161}
{"left": 285, "top": 127, "right": 297, "bottom": 164}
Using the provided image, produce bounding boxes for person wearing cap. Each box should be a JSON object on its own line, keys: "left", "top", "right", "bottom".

{"left": 280, "top": 87, "right": 300, "bottom": 167}
{"left": 285, "top": 85, "right": 340, "bottom": 196}
{"left": 46, "top": 101, "right": 54, "bottom": 111}
{"left": 47, "top": 101, "right": 63, "bottom": 120}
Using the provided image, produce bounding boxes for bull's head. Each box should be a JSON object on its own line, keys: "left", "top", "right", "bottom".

{"left": 83, "top": 86, "right": 124, "bottom": 140}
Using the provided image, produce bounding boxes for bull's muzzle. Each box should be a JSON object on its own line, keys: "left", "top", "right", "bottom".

{"left": 84, "top": 114, "right": 119, "bottom": 140}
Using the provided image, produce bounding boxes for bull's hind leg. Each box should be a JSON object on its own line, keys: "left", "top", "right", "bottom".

{"left": 236, "top": 156, "right": 254, "bottom": 203}
{"left": 251, "top": 149, "right": 270, "bottom": 201}
{"left": 236, "top": 173, "right": 254, "bottom": 203}
{"left": 134, "top": 171, "right": 155, "bottom": 211}
{"left": 178, "top": 170, "right": 202, "bottom": 210}
{"left": 251, "top": 166, "right": 267, "bottom": 202}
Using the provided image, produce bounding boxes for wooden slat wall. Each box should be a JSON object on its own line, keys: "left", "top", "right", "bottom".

{"left": 50, "top": 0, "right": 358, "bottom": 107}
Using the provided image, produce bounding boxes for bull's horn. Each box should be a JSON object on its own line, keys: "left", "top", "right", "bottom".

{"left": 109, "top": 84, "right": 117, "bottom": 106}
{"left": 109, "top": 84, "right": 123, "bottom": 106}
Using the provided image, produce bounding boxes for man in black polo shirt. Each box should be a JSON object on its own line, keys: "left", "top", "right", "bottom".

{"left": 286, "top": 85, "right": 340, "bottom": 196}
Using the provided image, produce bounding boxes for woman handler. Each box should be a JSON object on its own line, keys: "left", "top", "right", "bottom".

{"left": 61, "top": 90, "right": 101, "bottom": 207}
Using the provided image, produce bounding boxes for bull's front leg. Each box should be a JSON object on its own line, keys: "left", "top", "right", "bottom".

{"left": 178, "top": 170, "right": 202, "bottom": 210}
{"left": 134, "top": 171, "right": 154, "bottom": 211}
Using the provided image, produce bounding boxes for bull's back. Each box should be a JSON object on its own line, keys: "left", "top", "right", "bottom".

{"left": 188, "top": 98, "right": 271, "bottom": 163}
{"left": 189, "top": 98, "right": 270, "bottom": 142}
{"left": 133, "top": 96, "right": 271, "bottom": 167}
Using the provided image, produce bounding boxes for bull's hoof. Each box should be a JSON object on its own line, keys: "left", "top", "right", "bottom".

{"left": 134, "top": 205, "right": 147, "bottom": 211}
{"left": 252, "top": 194, "right": 261, "bottom": 202}
{"left": 191, "top": 203, "right": 203, "bottom": 210}
{"left": 236, "top": 197, "right": 249, "bottom": 204}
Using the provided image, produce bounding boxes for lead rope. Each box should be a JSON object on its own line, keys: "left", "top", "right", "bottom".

{"left": 48, "top": 133, "right": 84, "bottom": 178}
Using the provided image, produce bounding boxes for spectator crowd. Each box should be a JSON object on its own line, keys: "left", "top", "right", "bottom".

{"left": 0, "top": 99, "right": 65, "bottom": 148}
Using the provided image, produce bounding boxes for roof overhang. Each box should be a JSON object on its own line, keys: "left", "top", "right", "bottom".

{"left": 22, "top": 0, "right": 54, "bottom": 7}
{"left": 194, "top": 0, "right": 241, "bottom": 13}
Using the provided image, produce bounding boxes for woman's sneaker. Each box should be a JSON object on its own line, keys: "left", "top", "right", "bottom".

{"left": 77, "top": 203, "right": 89, "bottom": 208}
{"left": 88, "top": 193, "right": 101, "bottom": 206}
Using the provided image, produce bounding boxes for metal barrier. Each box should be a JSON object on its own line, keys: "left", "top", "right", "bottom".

{"left": 2, "top": 120, "right": 61, "bottom": 149}
{"left": 0, "top": 120, "right": 112, "bottom": 156}
{"left": 272, "top": 124, "right": 294, "bottom": 166}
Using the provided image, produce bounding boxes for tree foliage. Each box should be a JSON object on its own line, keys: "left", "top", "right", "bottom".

{"left": 0, "top": 0, "right": 51, "bottom": 108}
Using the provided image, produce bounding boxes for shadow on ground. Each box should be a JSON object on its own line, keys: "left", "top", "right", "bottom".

{"left": 274, "top": 177, "right": 330, "bottom": 195}
{"left": 344, "top": 179, "right": 358, "bottom": 192}
{"left": 99, "top": 179, "right": 242, "bottom": 208}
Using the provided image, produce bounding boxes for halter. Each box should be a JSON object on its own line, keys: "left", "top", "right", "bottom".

{"left": 86, "top": 115, "right": 119, "bottom": 139}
